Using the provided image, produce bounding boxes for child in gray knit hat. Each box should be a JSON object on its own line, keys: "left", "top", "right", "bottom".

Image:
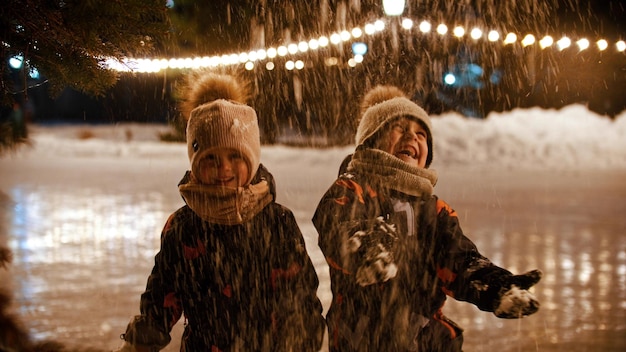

{"left": 117, "top": 72, "right": 325, "bottom": 352}
{"left": 313, "top": 85, "right": 541, "bottom": 352}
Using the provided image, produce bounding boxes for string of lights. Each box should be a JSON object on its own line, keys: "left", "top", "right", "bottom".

{"left": 104, "top": 16, "right": 626, "bottom": 74}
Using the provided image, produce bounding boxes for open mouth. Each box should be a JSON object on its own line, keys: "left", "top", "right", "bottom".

{"left": 396, "top": 146, "right": 418, "bottom": 160}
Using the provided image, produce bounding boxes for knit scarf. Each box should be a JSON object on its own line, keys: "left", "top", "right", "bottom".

{"left": 348, "top": 148, "right": 438, "bottom": 197}
{"left": 179, "top": 178, "right": 273, "bottom": 225}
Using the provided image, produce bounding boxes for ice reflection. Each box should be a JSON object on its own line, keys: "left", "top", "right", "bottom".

{"left": 4, "top": 184, "right": 171, "bottom": 344}
{"left": 2, "top": 177, "right": 625, "bottom": 351}
{"left": 446, "top": 217, "right": 626, "bottom": 351}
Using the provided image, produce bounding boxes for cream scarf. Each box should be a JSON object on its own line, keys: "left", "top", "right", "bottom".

{"left": 179, "top": 176, "right": 273, "bottom": 225}
{"left": 348, "top": 148, "right": 438, "bottom": 197}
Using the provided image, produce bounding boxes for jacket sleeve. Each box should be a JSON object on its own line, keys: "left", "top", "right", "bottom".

{"left": 122, "top": 212, "right": 183, "bottom": 350}
{"left": 432, "top": 198, "right": 516, "bottom": 313}
{"left": 271, "top": 206, "right": 326, "bottom": 351}
{"left": 312, "top": 177, "right": 386, "bottom": 279}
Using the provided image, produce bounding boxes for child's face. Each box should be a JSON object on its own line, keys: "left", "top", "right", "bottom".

{"left": 373, "top": 117, "right": 429, "bottom": 168}
{"left": 196, "top": 148, "right": 249, "bottom": 187}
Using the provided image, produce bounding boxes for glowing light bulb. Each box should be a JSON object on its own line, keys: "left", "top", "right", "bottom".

{"left": 401, "top": 18, "right": 413, "bottom": 30}
{"left": 557, "top": 37, "right": 571, "bottom": 50}
{"left": 436, "top": 24, "right": 448, "bottom": 35}
{"left": 577, "top": 38, "right": 590, "bottom": 50}
{"left": 453, "top": 26, "right": 465, "bottom": 37}
{"left": 419, "top": 21, "right": 431, "bottom": 33}
{"left": 503, "top": 33, "right": 517, "bottom": 44}
{"left": 487, "top": 30, "right": 500, "bottom": 42}
{"left": 539, "top": 36, "right": 554, "bottom": 49}
{"left": 521, "top": 34, "right": 535, "bottom": 47}
{"left": 597, "top": 39, "right": 608, "bottom": 51}
{"left": 470, "top": 28, "right": 482, "bottom": 40}
{"left": 617, "top": 40, "right": 626, "bottom": 52}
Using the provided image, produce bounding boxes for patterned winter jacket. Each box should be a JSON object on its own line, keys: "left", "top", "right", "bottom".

{"left": 312, "top": 171, "right": 514, "bottom": 351}
{"left": 124, "top": 165, "right": 325, "bottom": 351}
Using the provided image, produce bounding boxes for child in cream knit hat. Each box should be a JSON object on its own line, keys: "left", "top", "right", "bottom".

{"left": 314, "top": 85, "right": 541, "bottom": 352}
{"left": 117, "top": 72, "right": 325, "bottom": 352}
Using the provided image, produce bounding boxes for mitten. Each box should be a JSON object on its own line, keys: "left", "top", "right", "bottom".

{"left": 346, "top": 216, "right": 398, "bottom": 286}
{"left": 119, "top": 315, "right": 170, "bottom": 351}
{"left": 493, "top": 269, "right": 542, "bottom": 318}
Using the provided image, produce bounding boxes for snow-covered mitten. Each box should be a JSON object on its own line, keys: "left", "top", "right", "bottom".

{"left": 346, "top": 216, "right": 398, "bottom": 286}
{"left": 493, "top": 269, "right": 542, "bottom": 318}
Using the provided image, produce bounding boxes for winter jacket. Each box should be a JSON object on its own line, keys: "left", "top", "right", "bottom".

{"left": 312, "top": 171, "right": 516, "bottom": 352}
{"left": 124, "top": 165, "right": 325, "bottom": 351}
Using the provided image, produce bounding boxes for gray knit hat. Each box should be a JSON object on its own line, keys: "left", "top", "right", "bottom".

{"left": 356, "top": 95, "right": 434, "bottom": 168}
{"left": 186, "top": 99, "right": 261, "bottom": 185}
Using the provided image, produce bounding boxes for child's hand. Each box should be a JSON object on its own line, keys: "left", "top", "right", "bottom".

{"left": 346, "top": 217, "right": 398, "bottom": 286}
{"left": 494, "top": 269, "right": 542, "bottom": 318}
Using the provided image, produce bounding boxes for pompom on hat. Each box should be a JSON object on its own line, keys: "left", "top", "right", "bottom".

{"left": 355, "top": 85, "right": 434, "bottom": 168}
{"left": 183, "top": 73, "right": 260, "bottom": 185}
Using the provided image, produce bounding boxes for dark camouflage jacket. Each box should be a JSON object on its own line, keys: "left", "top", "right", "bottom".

{"left": 125, "top": 165, "right": 325, "bottom": 351}
{"left": 313, "top": 171, "right": 513, "bottom": 351}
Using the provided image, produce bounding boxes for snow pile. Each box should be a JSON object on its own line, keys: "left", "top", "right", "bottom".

{"left": 22, "top": 104, "right": 626, "bottom": 170}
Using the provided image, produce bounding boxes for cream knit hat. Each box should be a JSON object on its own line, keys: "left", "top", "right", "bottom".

{"left": 186, "top": 99, "right": 261, "bottom": 186}
{"left": 355, "top": 88, "right": 434, "bottom": 168}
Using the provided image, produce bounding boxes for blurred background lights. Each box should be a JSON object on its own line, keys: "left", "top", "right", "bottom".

{"left": 504, "top": 33, "right": 517, "bottom": 44}
{"left": 540, "top": 36, "right": 554, "bottom": 49}
{"left": 374, "top": 20, "right": 385, "bottom": 31}
{"left": 308, "top": 39, "right": 319, "bottom": 50}
{"left": 294, "top": 60, "right": 304, "bottom": 70}
{"left": 352, "top": 42, "right": 368, "bottom": 56}
{"left": 418, "top": 21, "right": 431, "bottom": 33}
{"left": 617, "top": 40, "right": 626, "bottom": 51}
{"left": 244, "top": 61, "right": 254, "bottom": 70}
{"left": 287, "top": 43, "right": 298, "bottom": 54}
{"left": 453, "top": 26, "right": 465, "bottom": 37}
{"left": 265, "top": 61, "right": 274, "bottom": 70}
{"left": 470, "top": 28, "right": 482, "bottom": 40}
{"left": 401, "top": 18, "right": 413, "bottom": 30}
{"left": 351, "top": 27, "right": 363, "bottom": 38}
{"left": 285, "top": 60, "right": 295, "bottom": 70}
{"left": 29, "top": 67, "right": 39, "bottom": 79}
{"left": 557, "top": 37, "right": 572, "bottom": 50}
{"left": 9, "top": 55, "right": 23, "bottom": 69}
{"left": 444, "top": 73, "right": 456, "bottom": 85}
{"left": 597, "top": 39, "right": 608, "bottom": 51}
{"left": 522, "top": 34, "right": 536, "bottom": 46}
{"left": 436, "top": 24, "right": 448, "bottom": 35}
{"left": 382, "top": 0, "right": 405, "bottom": 16}
{"left": 487, "top": 30, "right": 500, "bottom": 42}
{"left": 577, "top": 38, "right": 590, "bottom": 50}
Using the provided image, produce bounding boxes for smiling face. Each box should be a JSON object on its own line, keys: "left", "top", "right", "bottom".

{"left": 195, "top": 148, "right": 250, "bottom": 187}
{"left": 372, "top": 116, "right": 429, "bottom": 168}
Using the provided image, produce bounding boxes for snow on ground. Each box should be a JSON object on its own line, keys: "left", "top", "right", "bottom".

{"left": 21, "top": 104, "right": 626, "bottom": 170}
